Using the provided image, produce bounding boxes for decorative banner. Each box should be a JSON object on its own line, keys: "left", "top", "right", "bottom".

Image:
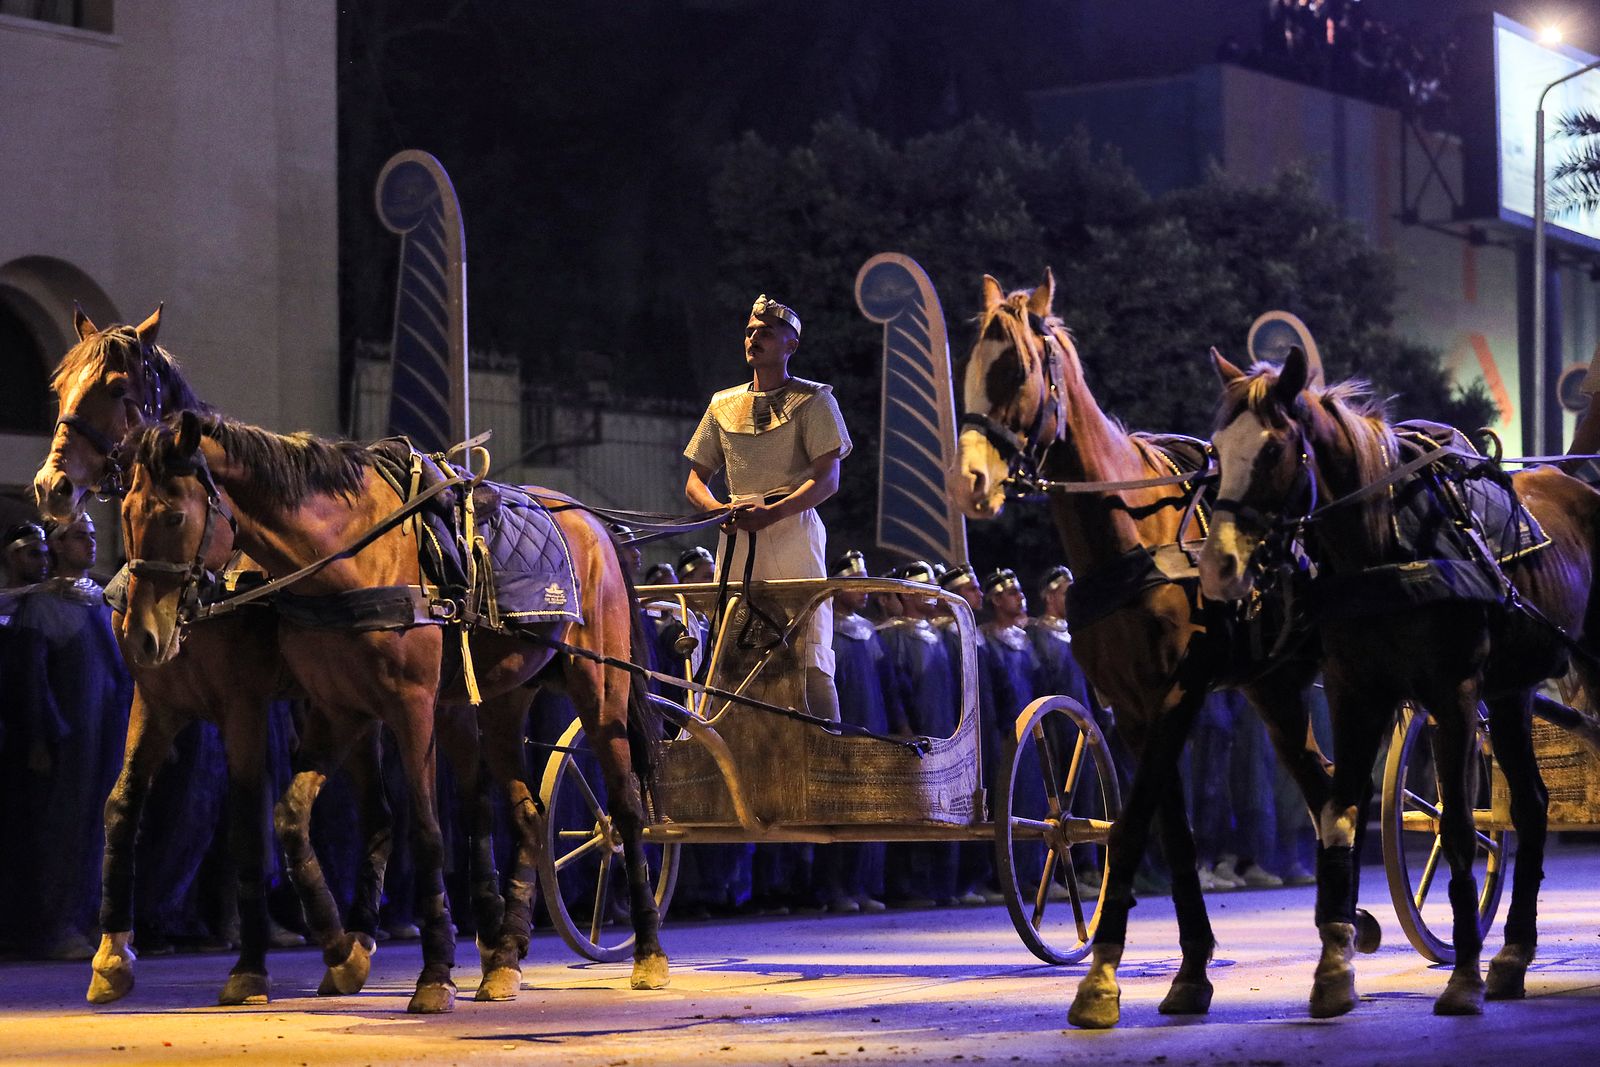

{"left": 376, "top": 150, "right": 469, "bottom": 452}
{"left": 1247, "top": 310, "right": 1323, "bottom": 383}
{"left": 855, "top": 253, "right": 967, "bottom": 566}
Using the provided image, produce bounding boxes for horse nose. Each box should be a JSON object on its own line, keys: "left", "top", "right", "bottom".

{"left": 36, "top": 472, "right": 72, "bottom": 508}
{"left": 130, "top": 624, "right": 160, "bottom": 667}
{"left": 967, "top": 466, "right": 988, "bottom": 502}
{"left": 1214, "top": 552, "right": 1238, "bottom": 581}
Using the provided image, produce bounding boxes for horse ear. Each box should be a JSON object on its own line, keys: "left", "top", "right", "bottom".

{"left": 1274, "top": 345, "right": 1311, "bottom": 405}
{"left": 981, "top": 275, "right": 1004, "bottom": 311}
{"left": 1026, "top": 267, "right": 1055, "bottom": 319}
{"left": 176, "top": 410, "right": 202, "bottom": 458}
{"left": 1210, "top": 346, "right": 1246, "bottom": 385}
{"left": 73, "top": 302, "right": 98, "bottom": 341}
{"left": 136, "top": 303, "right": 163, "bottom": 348}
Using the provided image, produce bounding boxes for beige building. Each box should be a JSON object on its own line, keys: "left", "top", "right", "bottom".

{"left": 0, "top": 1, "right": 337, "bottom": 516}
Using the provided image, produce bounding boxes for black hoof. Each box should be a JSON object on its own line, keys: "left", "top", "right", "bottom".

{"left": 1353, "top": 910, "right": 1382, "bottom": 954}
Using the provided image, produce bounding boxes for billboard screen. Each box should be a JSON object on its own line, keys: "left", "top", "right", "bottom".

{"left": 1494, "top": 13, "right": 1600, "bottom": 251}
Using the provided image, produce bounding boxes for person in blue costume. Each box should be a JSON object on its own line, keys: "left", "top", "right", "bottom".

{"left": 2, "top": 516, "right": 132, "bottom": 958}
{"left": 813, "top": 550, "right": 895, "bottom": 914}
{"left": 878, "top": 560, "right": 959, "bottom": 907}
{"left": 967, "top": 568, "right": 1041, "bottom": 905}
{"left": 1025, "top": 565, "right": 1108, "bottom": 888}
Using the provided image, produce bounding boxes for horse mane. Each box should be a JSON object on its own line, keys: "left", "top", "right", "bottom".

{"left": 50, "top": 325, "right": 208, "bottom": 414}
{"left": 136, "top": 412, "right": 373, "bottom": 509}
{"left": 1219, "top": 363, "right": 1398, "bottom": 552}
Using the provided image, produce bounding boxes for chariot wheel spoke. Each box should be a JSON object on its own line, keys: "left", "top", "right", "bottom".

{"left": 1414, "top": 834, "right": 1444, "bottom": 910}
{"left": 590, "top": 852, "right": 613, "bottom": 943}
{"left": 566, "top": 764, "right": 607, "bottom": 824}
{"left": 1031, "top": 847, "right": 1059, "bottom": 927}
{"left": 555, "top": 829, "right": 610, "bottom": 872}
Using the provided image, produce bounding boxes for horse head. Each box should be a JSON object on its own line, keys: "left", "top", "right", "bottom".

{"left": 34, "top": 303, "right": 174, "bottom": 519}
{"left": 1198, "top": 346, "right": 1317, "bottom": 602}
{"left": 956, "top": 269, "right": 1068, "bottom": 519}
{"left": 119, "top": 410, "right": 236, "bottom": 668}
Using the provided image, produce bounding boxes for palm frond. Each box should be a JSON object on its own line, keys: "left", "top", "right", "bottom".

{"left": 1549, "top": 141, "right": 1600, "bottom": 217}
{"left": 1554, "top": 108, "right": 1600, "bottom": 139}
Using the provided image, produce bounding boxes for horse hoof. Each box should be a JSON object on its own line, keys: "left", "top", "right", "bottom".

{"left": 1158, "top": 978, "right": 1213, "bottom": 1016}
{"left": 1435, "top": 974, "right": 1485, "bottom": 1016}
{"left": 474, "top": 967, "right": 522, "bottom": 1002}
{"left": 1069, "top": 969, "right": 1122, "bottom": 1030}
{"left": 318, "top": 934, "right": 375, "bottom": 996}
{"left": 1305, "top": 979, "right": 1356, "bottom": 1017}
{"left": 1486, "top": 944, "right": 1532, "bottom": 1000}
{"left": 86, "top": 962, "right": 134, "bottom": 1005}
{"left": 407, "top": 981, "right": 457, "bottom": 1014}
{"left": 86, "top": 935, "right": 136, "bottom": 1005}
{"left": 630, "top": 953, "right": 670, "bottom": 990}
{"left": 219, "top": 971, "right": 270, "bottom": 1006}
{"left": 1353, "top": 909, "right": 1382, "bottom": 954}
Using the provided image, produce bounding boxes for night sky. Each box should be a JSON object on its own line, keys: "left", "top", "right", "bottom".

{"left": 335, "top": 0, "right": 1599, "bottom": 408}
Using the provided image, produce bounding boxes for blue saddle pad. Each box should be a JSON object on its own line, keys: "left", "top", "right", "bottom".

{"left": 477, "top": 486, "right": 583, "bottom": 625}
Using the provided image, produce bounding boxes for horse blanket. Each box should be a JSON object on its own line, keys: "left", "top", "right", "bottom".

{"left": 1312, "top": 421, "right": 1549, "bottom": 619}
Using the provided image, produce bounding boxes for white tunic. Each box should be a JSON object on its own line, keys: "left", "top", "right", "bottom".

{"left": 685, "top": 378, "right": 852, "bottom": 676}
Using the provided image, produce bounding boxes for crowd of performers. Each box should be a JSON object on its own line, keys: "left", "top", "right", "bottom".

{"left": 0, "top": 508, "right": 1329, "bottom": 961}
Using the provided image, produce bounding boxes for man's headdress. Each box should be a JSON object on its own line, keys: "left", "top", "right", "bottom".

{"left": 751, "top": 294, "right": 801, "bottom": 337}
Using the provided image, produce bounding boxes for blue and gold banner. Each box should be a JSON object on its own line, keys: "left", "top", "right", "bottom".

{"left": 855, "top": 253, "right": 967, "bottom": 565}
{"left": 376, "top": 150, "right": 469, "bottom": 452}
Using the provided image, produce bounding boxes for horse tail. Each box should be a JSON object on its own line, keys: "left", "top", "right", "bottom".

{"left": 615, "top": 554, "right": 666, "bottom": 813}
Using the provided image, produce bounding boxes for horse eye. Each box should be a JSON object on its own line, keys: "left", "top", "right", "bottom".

{"left": 160, "top": 511, "right": 186, "bottom": 527}
{"left": 1260, "top": 439, "right": 1283, "bottom": 463}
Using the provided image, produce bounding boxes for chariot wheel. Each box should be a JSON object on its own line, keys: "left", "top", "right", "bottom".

{"left": 538, "top": 717, "right": 679, "bottom": 963}
{"left": 1380, "top": 702, "right": 1507, "bottom": 964}
{"left": 995, "top": 695, "right": 1121, "bottom": 965}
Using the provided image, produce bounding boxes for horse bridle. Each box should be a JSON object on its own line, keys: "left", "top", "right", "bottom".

{"left": 960, "top": 311, "right": 1067, "bottom": 495}
{"left": 1212, "top": 429, "right": 1321, "bottom": 578}
{"left": 57, "top": 331, "right": 166, "bottom": 497}
{"left": 125, "top": 454, "right": 236, "bottom": 627}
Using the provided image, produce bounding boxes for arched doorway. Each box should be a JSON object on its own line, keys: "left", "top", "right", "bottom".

{"left": 0, "top": 294, "right": 51, "bottom": 434}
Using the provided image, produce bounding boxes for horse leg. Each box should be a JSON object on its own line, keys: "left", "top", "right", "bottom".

{"left": 89, "top": 690, "right": 182, "bottom": 1005}
{"left": 1427, "top": 680, "right": 1489, "bottom": 1016}
{"left": 1155, "top": 776, "right": 1215, "bottom": 1016}
{"left": 341, "top": 723, "right": 393, "bottom": 945}
{"left": 393, "top": 706, "right": 458, "bottom": 1014}
{"left": 1484, "top": 689, "right": 1545, "bottom": 1000}
{"left": 476, "top": 693, "right": 537, "bottom": 1002}
{"left": 1068, "top": 688, "right": 1205, "bottom": 1030}
{"left": 1308, "top": 676, "right": 1392, "bottom": 1018}
{"left": 565, "top": 648, "right": 668, "bottom": 990}
{"left": 217, "top": 698, "right": 272, "bottom": 1006}
{"left": 1249, "top": 675, "right": 1383, "bottom": 956}
{"left": 272, "top": 711, "right": 372, "bottom": 996}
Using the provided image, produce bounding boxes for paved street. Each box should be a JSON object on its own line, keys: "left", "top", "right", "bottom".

{"left": 5, "top": 844, "right": 1600, "bottom": 1066}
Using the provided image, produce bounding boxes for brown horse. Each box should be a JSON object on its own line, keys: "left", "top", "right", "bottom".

{"left": 956, "top": 271, "right": 1355, "bottom": 1029}
{"left": 119, "top": 409, "right": 669, "bottom": 1011}
{"left": 1199, "top": 347, "right": 1600, "bottom": 1016}
{"left": 31, "top": 310, "right": 403, "bottom": 1007}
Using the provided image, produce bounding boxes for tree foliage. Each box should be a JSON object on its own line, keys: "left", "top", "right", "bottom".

{"left": 708, "top": 117, "right": 1493, "bottom": 577}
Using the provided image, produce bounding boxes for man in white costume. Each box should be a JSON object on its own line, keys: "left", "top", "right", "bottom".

{"left": 684, "top": 294, "right": 852, "bottom": 719}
